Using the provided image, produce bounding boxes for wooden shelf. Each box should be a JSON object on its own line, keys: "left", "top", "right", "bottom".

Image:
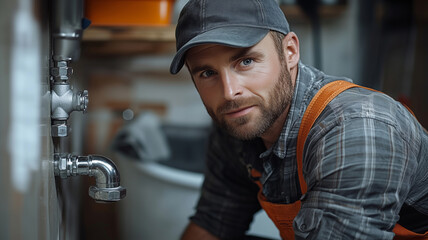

{"left": 81, "top": 4, "right": 347, "bottom": 42}
{"left": 82, "top": 25, "right": 176, "bottom": 42}
{"left": 81, "top": 25, "right": 176, "bottom": 56}
{"left": 79, "top": 4, "right": 348, "bottom": 56}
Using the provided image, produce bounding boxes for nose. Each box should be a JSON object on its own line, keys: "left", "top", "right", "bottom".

{"left": 221, "top": 70, "right": 242, "bottom": 100}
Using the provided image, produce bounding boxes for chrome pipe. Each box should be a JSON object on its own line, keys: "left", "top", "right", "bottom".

{"left": 49, "top": 0, "right": 88, "bottom": 138}
{"left": 50, "top": 0, "right": 84, "bottom": 61}
{"left": 54, "top": 153, "right": 127, "bottom": 202}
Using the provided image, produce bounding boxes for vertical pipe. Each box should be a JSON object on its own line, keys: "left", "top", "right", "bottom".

{"left": 50, "top": 0, "right": 84, "bottom": 62}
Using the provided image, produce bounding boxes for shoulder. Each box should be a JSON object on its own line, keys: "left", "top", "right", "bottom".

{"left": 303, "top": 85, "right": 422, "bottom": 183}
{"left": 325, "top": 86, "right": 421, "bottom": 144}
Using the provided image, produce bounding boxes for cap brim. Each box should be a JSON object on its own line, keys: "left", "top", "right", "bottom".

{"left": 170, "top": 26, "right": 270, "bottom": 74}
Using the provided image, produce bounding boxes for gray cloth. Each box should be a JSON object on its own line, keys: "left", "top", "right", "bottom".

{"left": 111, "top": 112, "right": 170, "bottom": 162}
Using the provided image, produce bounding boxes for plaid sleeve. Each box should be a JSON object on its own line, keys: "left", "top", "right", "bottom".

{"left": 190, "top": 125, "right": 261, "bottom": 240}
{"left": 294, "top": 88, "right": 422, "bottom": 239}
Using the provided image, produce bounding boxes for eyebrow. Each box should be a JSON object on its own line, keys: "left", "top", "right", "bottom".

{"left": 189, "top": 64, "right": 212, "bottom": 76}
{"left": 188, "top": 47, "right": 263, "bottom": 76}
{"left": 229, "top": 47, "right": 252, "bottom": 63}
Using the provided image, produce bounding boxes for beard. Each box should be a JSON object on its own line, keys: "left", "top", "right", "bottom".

{"left": 205, "top": 64, "right": 294, "bottom": 140}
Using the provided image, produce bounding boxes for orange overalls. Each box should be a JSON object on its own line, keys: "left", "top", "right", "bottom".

{"left": 251, "top": 80, "right": 428, "bottom": 240}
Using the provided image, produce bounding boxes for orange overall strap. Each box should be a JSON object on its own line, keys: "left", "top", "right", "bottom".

{"left": 251, "top": 169, "right": 302, "bottom": 240}
{"left": 297, "top": 80, "right": 428, "bottom": 239}
{"left": 297, "top": 80, "right": 364, "bottom": 194}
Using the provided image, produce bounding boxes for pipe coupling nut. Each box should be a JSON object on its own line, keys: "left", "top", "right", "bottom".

{"left": 89, "top": 186, "right": 127, "bottom": 202}
{"left": 54, "top": 153, "right": 70, "bottom": 178}
{"left": 51, "top": 123, "right": 68, "bottom": 137}
{"left": 51, "top": 61, "right": 73, "bottom": 80}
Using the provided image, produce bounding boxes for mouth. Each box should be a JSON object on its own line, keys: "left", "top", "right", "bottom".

{"left": 224, "top": 106, "right": 255, "bottom": 118}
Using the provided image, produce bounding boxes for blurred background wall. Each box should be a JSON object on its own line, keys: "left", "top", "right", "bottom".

{"left": 0, "top": 0, "right": 427, "bottom": 239}
{"left": 75, "top": 0, "right": 428, "bottom": 239}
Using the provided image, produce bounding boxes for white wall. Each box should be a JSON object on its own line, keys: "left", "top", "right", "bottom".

{"left": 0, "top": 0, "right": 60, "bottom": 239}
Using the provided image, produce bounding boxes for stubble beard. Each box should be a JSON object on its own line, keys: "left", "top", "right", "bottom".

{"left": 206, "top": 66, "right": 294, "bottom": 140}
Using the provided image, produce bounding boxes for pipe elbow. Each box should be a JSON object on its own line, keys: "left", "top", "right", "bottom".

{"left": 88, "top": 155, "right": 121, "bottom": 188}
{"left": 86, "top": 155, "right": 126, "bottom": 202}
{"left": 54, "top": 153, "right": 126, "bottom": 202}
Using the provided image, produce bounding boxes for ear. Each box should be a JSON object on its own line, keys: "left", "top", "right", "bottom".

{"left": 282, "top": 32, "right": 300, "bottom": 74}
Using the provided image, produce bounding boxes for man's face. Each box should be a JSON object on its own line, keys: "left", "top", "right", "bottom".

{"left": 186, "top": 34, "right": 294, "bottom": 140}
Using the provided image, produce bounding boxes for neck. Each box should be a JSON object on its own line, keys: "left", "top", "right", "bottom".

{"left": 261, "top": 105, "right": 290, "bottom": 149}
{"left": 261, "top": 66, "right": 298, "bottom": 150}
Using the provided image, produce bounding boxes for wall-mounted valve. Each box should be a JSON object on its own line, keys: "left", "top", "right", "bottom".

{"left": 51, "top": 83, "right": 88, "bottom": 120}
{"left": 49, "top": 0, "right": 126, "bottom": 208}
{"left": 54, "top": 153, "right": 127, "bottom": 202}
{"left": 50, "top": 60, "right": 89, "bottom": 137}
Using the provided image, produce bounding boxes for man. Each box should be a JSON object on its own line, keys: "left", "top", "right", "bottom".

{"left": 169, "top": 0, "right": 428, "bottom": 239}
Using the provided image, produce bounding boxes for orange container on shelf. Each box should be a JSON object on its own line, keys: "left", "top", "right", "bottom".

{"left": 85, "top": 0, "right": 175, "bottom": 26}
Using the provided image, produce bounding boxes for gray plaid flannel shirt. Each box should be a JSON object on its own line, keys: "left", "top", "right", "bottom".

{"left": 191, "top": 63, "right": 428, "bottom": 240}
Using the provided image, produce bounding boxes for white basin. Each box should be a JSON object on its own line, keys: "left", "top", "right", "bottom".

{"left": 116, "top": 158, "right": 280, "bottom": 240}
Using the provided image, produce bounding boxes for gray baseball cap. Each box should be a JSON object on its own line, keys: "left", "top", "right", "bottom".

{"left": 170, "top": 0, "right": 290, "bottom": 74}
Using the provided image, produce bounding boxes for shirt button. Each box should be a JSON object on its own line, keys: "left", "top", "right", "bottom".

{"left": 301, "top": 224, "right": 307, "bottom": 230}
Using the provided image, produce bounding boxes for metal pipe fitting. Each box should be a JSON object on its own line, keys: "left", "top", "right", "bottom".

{"left": 50, "top": 81, "right": 88, "bottom": 137}
{"left": 50, "top": 60, "right": 88, "bottom": 138}
{"left": 54, "top": 153, "right": 127, "bottom": 202}
{"left": 51, "top": 83, "right": 88, "bottom": 120}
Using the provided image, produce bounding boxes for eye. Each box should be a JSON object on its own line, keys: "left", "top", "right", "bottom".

{"left": 201, "top": 69, "right": 216, "bottom": 78}
{"left": 240, "top": 58, "right": 254, "bottom": 67}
